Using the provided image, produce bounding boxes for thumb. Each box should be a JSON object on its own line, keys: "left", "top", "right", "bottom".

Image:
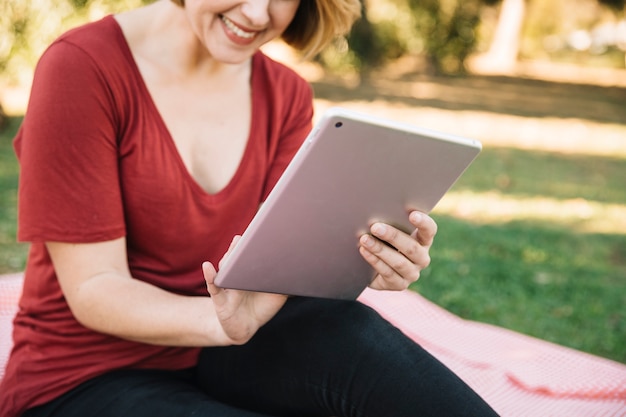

{"left": 202, "top": 261, "right": 221, "bottom": 297}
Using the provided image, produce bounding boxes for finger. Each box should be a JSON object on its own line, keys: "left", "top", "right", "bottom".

{"left": 360, "top": 241, "right": 422, "bottom": 285}
{"left": 359, "top": 236, "right": 421, "bottom": 288}
{"left": 408, "top": 211, "right": 438, "bottom": 247}
{"left": 359, "top": 247, "right": 407, "bottom": 291}
{"left": 359, "top": 241, "right": 397, "bottom": 277}
{"left": 228, "top": 235, "right": 242, "bottom": 251}
{"left": 369, "top": 223, "right": 431, "bottom": 269}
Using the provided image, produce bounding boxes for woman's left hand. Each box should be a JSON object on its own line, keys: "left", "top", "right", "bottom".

{"left": 359, "top": 211, "right": 437, "bottom": 291}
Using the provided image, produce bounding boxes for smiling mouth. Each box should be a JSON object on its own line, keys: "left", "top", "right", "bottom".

{"left": 220, "top": 15, "right": 257, "bottom": 40}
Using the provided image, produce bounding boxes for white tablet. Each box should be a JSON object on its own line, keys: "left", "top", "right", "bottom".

{"left": 214, "top": 107, "right": 481, "bottom": 299}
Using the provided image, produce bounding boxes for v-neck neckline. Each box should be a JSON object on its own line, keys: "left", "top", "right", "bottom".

{"left": 109, "top": 15, "right": 259, "bottom": 200}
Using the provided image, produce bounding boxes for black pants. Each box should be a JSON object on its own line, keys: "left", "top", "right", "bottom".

{"left": 24, "top": 297, "right": 498, "bottom": 417}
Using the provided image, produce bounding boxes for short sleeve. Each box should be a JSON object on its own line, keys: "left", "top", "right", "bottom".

{"left": 15, "top": 40, "right": 125, "bottom": 243}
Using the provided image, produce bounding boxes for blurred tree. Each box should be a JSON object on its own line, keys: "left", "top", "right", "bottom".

{"left": 472, "top": 0, "right": 623, "bottom": 73}
{"left": 0, "top": 0, "right": 151, "bottom": 87}
{"left": 2, "top": 0, "right": 625, "bottom": 89}
{"left": 405, "top": 0, "right": 485, "bottom": 74}
{"left": 345, "top": 2, "right": 384, "bottom": 82}
{"left": 345, "top": 0, "right": 624, "bottom": 75}
{"left": 319, "top": 0, "right": 407, "bottom": 83}
{"left": 471, "top": 0, "right": 528, "bottom": 74}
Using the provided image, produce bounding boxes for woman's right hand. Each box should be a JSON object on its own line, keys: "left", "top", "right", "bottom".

{"left": 203, "top": 236, "right": 288, "bottom": 345}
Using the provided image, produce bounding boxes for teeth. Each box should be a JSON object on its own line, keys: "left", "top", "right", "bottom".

{"left": 221, "top": 15, "right": 255, "bottom": 39}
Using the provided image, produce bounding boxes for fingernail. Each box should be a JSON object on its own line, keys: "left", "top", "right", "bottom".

{"left": 361, "top": 235, "right": 374, "bottom": 248}
{"left": 372, "top": 223, "right": 386, "bottom": 236}
{"left": 411, "top": 212, "right": 423, "bottom": 223}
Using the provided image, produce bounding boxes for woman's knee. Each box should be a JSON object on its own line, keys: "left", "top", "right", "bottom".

{"left": 270, "top": 297, "right": 411, "bottom": 362}
{"left": 274, "top": 297, "right": 394, "bottom": 338}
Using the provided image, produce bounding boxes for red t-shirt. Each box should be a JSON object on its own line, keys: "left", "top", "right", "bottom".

{"left": 0, "top": 16, "right": 313, "bottom": 417}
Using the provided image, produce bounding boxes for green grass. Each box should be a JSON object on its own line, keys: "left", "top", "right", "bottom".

{"left": 413, "top": 141, "right": 626, "bottom": 363}
{"left": 1, "top": 114, "right": 625, "bottom": 364}
{"left": 459, "top": 148, "right": 626, "bottom": 205}
{"left": 413, "top": 216, "right": 626, "bottom": 363}
{"left": 0, "top": 116, "right": 28, "bottom": 273}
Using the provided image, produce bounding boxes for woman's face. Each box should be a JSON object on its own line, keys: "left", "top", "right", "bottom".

{"left": 183, "top": 0, "right": 301, "bottom": 64}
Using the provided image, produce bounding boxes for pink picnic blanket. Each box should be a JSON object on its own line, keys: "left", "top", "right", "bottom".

{"left": 1, "top": 272, "right": 625, "bottom": 416}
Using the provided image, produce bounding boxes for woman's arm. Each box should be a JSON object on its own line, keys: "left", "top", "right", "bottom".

{"left": 47, "top": 236, "right": 287, "bottom": 347}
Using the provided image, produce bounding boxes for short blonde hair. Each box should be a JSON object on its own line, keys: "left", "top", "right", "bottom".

{"left": 170, "top": 0, "right": 361, "bottom": 59}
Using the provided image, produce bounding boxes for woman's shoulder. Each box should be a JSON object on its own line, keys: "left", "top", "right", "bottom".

{"left": 32, "top": 15, "right": 138, "bottom": 102}
{"left": 59, "top": 15, "right": 120, "bottom": 45}
{"left": 43, "top": 15, "right": 127, "bottom": 66}
{"left": 253, "top": 51, "right": 310, "bottom": 91}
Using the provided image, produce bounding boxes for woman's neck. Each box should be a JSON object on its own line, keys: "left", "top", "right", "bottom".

{"left": 115, "top": 0, "right": 250, "bottom": 82}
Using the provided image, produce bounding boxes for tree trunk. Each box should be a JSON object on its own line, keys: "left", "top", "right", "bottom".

{"left": 471, "top": 0, "right": 527, "bottom": 74}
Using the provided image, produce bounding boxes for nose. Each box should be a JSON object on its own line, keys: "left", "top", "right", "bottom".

{"left": 241, "top": 0, "right": 271, "bottom": 27}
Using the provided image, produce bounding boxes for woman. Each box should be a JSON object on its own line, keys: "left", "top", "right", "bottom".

{"left": 0, "top": 0, "right": 498, "bottom": 416}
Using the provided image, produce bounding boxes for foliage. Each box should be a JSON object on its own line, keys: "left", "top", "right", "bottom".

{"left": 320, "top": 0, "right": 487, "bottom": 76}
{"left": 598, "top": 0, "right": 625, "bottom": 11}
{"left": 405, "top": 0, "right": 483, "bottom": 74}
{"left": 1, "top": 0, "right": 625, "bottom": 83}
{"left": 318, "top": 3, "right": 408, "bottom": 80}
{"left": 345, "top": 4, "right": 387, "bottom": 76}
{"left": 0, "top": 0, "right": 151, "bottom": 85}
{"left": 333, "top": 0, "right": 625, "bottom": 76}
{"left": 0, "top": 117, "right": 27, "bottom": 273}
